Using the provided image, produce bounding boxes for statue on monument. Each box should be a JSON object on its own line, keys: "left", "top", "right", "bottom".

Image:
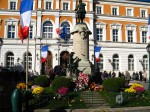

{"left": 75, "top": 0, "right": 86, "bottom": 23}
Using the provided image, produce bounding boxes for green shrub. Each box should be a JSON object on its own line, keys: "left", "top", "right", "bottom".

{"left": 51, "top": 76, "right": 72, "bottom": 93}
{"left": 33, "top": 75, "right": 49, "bottom": 87}
{"left": 102, "top": 78, "right": 125, "bottom": 92}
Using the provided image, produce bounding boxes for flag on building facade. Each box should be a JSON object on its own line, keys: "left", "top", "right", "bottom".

{"left": 41, "top": 45, "right": 48, "bottom": 63}
{"left": 56, "top": 26, "right": 67, "bottom": 40}
{"left": 94, "top": 46, "right": 102, "bottom": 62}
{"left": 148, "top": 14, "right": 150, "bottom": 41}
{"left": 19, "top": 0, "right": 33, "bottom": 43}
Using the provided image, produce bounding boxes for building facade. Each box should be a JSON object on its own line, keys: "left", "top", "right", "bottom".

{"left": 0, "top": 0, "right": 150, "bottom": 76}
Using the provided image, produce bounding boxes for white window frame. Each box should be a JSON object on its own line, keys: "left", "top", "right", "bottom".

{"left": 96, "top": 22, "right": 106, "bottom": 41}
{"left": 44, "top": 0, "right": 53, "bottom": 10}
{"left": 24, "top": 52, "right": 32, "bottom": 70}
{"left": 96, "top": 5, "right": 103, "bottom": 14}
{"left": 128, "top": 55, "right": 134, "bottom": 71}
{"left": 140, "top": 9, "right": 148, "bottom": 18}
{"left": 111, "top": 6, "right": 119, "bottom": 16}
{"left": 113, "top": 54, "right": 119, "bottom": 71}
{"left": 125, "top": 24, "right": 136, "bottom": 43}
{"left": 140, "top": 26, "right": 148, "bottom": 43}
{"left": 62, "top": 1, "right": 70, "bottom": 10}
{"left": 4, "top": 18, "right": 19, "bottom": 39}
{"left": 110, "top": 23, "right": 122, "bottom": 42}
{"left": 126, "top": 8, "right": 134, "bottom": 16}
{"left": 8, "top": 0, "right": 18, "bottom": 10}
{"left": 42, "top": 21, "right": 53, "bottom": 38}
{"left": 143, "top": 55, "right": 148, "bottom": 71}
{"left": 6, "top": 52, "right": 14, "bottom": 67}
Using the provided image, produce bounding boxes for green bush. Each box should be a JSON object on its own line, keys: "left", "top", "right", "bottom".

{"left": 102, "top": 78, "right": 125, "bottom": 92}
{"left": 51, "top": 76, "right": 72, "bottom": 93}
{"left": 33, "top": 75, "right": 49, "bottom": 87}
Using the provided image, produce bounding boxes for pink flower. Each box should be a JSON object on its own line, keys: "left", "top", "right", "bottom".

{"left": 135, "top": 86, "right": 145, "bottom": 92}
{"left": 58, "top": 87, "right": 68, "bottom": 96}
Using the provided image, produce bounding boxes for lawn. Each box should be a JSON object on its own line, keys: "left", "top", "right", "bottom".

{"left": 99, "top": 90, "right": 150, "bottom": 108}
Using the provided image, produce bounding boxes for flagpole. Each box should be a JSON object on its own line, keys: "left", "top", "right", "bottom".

{"left": 26, "top": 37, "right": 29, "bottom": 90}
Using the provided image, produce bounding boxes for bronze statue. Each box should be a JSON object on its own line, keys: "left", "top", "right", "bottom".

{"left": 75, "top": 0, "right": 86, "bottom": 23}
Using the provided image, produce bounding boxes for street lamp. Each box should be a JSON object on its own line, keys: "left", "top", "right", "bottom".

{"left": 0, "top": 38, "right": 3, "bottom": 62}
{"left": 146, "top": 42, "right": 150, "bottom": 90}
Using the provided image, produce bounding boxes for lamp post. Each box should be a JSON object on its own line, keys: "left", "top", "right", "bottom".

{"left": 146, "top": 42, "right": 150, "bottom": 90}
{"left": 0, "top": 38, "right": 3, "bottom": 63}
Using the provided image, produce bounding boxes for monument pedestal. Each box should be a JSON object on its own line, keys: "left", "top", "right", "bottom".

{"left": 71, "top": 23, "right": 93, "bottom": 75}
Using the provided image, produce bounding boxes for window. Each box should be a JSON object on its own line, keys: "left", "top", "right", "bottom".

{"left": 141, "top": 10, "right": 146, "bottom": 18}
{"left": 7, "top": 25, "right": 15, "bottom": 38}
{"left": 10, "top": 1, "right": 16, "bottom": 10}
{"left": 43, "top": 21, "right": 53, "bottom": 38}
{"left": 127, "top": 9, "right": 132, "bottom": 16}
{"left": 96, "top": 6, "right": 102, "bottom": 14}
{"left": 96, "top": 28, "right": 103, "bottom": 41}
{"left": 24, "top": 52, "right": 32, "bottom": 70}
{"left": 112, "top": 29, "right": 118, "bottom": 42}
{"left": 29, "top": 26, "right": 33, "bottom": 39}
{"left": 46, "top": 2, "right": 52, "bottom": 10}
{"left": 113, "top": 54, "right": 119, "bottom": 71}
{"left": 127, "top": 30, "right": 133, "bottom": 42}
{"left": 143, "top": 55, "right": 148, "bottom": 71}
{"left": 142, "top": 31, "right": 147, "bottom": 43}
{"left": 6, "top": 52, "right": 14, "bottom": 67}
{"left": 128, "top": 55, "right": 134, "bottom": 71}
{"left": 112, "top": 8, "right": 117, "bottom": 15}
{"left": 63, "top": 2, "right": 69, "bottom": 10}
{"left": 61, "top": 22, "right": 70, "bottom": 40}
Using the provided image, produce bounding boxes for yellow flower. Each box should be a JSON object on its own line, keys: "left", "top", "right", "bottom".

{"left": 32, "top": 86, "right": 44, "bottom": 95}
{"left": 16, "top": 83, "right": 26, "bottom": 90}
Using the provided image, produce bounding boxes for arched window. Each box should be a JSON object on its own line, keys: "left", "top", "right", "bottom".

{"left": 24, "top": 52, "right": 32, "bottom": 70}
{"left": 43, "top": 21, "right": 53, "bottom": 38}
{"left": 6, "top": 52, "right": 14, "bottom": 67}
{"left": 61, "top": 22, "right": 70, "bottom": 39}
{"left": 128, "top": 55, "right": 134, "bottom": 71}
{"left": 113, "top": 54, "right": 119, "bottom": 71}
{"left": 98, "top": 54, "right": 103, "bottom": 71}
{"left": 143, "top": 55, "right": 148, "bottom": 71}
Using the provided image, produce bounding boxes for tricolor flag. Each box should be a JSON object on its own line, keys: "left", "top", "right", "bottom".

{"left": 148, "top": 14, "right": 150, "bottom": 41}
{"left": 94, "top": 46, "right": 102, "bottom": 62}
{"left": 56, "top": 26, "right": 67, "bottom": 40}
{"left": 41, "top": 45, "right": 48, "bottom": 63}
{"left": 19, "top": 0, "right": 33, "bottom": 43}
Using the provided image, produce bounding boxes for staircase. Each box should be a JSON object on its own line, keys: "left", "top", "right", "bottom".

{"left": 81, "top": 91, "right": 110, "bottom": 109}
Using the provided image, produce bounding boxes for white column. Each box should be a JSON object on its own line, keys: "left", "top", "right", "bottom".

{"left": 73, "top": 0, "right": 76, "bottom": 10}
{"left": 36, "top": 10, "right": 42, "bottom": 37}
{"left": 38, "top": 0, "right": 42, "bottom": 9}
{"left": 89, "top": 17, "right": 94, "bottom": 40}
{"left": 54, "top": 15, "right": 60, "bottom": 38}
{"left": 56, "top": 0, "right": 60, "bottom": 9}
{"left": 89, "top": 1, "right": 93, "bottom": 12}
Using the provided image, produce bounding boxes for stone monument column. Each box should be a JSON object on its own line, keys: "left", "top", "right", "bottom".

{"left": 71, "top": 23, "right": 93, "bottom": 75}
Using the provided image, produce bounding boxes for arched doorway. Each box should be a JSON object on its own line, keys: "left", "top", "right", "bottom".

{"left": 60, "top": 51, "right": 69, "bottom": 68}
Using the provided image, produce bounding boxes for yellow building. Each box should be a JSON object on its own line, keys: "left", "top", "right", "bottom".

{"left": 0, "top": 0, "right": 149, "bottom": 77}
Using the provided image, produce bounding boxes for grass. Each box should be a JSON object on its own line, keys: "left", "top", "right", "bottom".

{"left": 99, "top": 90, "right": 150, "bottom": 108}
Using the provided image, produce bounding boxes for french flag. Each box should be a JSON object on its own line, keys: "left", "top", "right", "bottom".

{"left": 94, "top": 46, "right": 102, "bottom": 62}
{"left": 148, "top": 14, "right": 150, "bottom": 41}
{"left": 41, "top": 45, "right": 48, "bottom": 63}
{"left": 19, "top": 0, "right": 33, "bottom": 43}
{"left": 56, "top": 26, "right": 67, "bottom": 40}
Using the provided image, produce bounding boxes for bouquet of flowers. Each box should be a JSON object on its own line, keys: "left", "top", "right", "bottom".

{"left": 32, "top": 86, "right": 44, "bottom": 95}
{"left": 16, "top": 82, "right": 26, "bottom": 90}
{"left": 124, "top": 83, "right": 145, "bottom": 96}
{"left": 58, "top": 87, "right": 68, "bottom": 96}
{"left": 90, "top": 82, "right": 96, "bottom": 91}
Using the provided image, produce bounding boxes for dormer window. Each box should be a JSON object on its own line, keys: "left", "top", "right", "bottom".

{"left": 46, "top": 2, "right": 52, "bottom": 10}
{"left": 10, "top": 1, "right": 16, "bottom": 10}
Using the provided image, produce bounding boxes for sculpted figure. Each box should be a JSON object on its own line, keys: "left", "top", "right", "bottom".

{"left": 75, "top": 0, "right": 86, "bottom": 23}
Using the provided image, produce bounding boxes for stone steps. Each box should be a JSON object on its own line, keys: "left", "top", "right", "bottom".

{"left": 81, "top": 91, "right": 110, "bottom": 109}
